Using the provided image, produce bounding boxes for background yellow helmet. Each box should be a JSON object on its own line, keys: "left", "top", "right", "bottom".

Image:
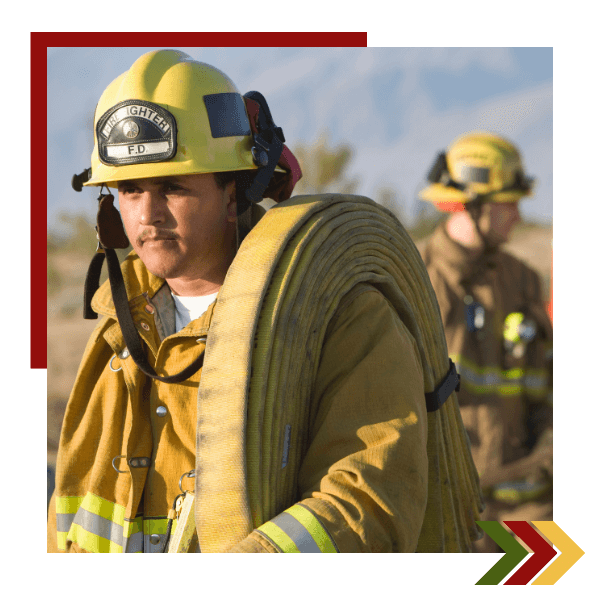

{"left": 84, "top": 49, "right": 257, "bottom": 187}
{"left": 419, "top": 131, "right": 535, "bottom": 212}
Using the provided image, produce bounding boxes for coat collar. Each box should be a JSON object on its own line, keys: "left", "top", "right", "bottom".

{"left": 91, "top": 251, "right": 166, "bottom": 319}
{"left": 90, "top": 251, "right": 218, "bottom": 341}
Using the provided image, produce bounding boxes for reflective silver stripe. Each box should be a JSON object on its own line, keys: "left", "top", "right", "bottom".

{"left": 524, "top": 374, "right": 547, "bottom": 388}
{"left": 456, "top": 365, "right": 502, "bottom": 386}
{"left": 73, "top": 507, "right": 125, "bottom": 547}
{"left": 124, "top": 531, "right": 144, "bottom": 553}
{"left": 457, "top": 363, "right": 547, "bottom": 390}
{"left": 64, "top": 507, "right": 143, "bottom": 553}
{"left": 270, "top": 512, "right": 322, "bottom": 553}
{"left": 56, "top": 512, "right": 77, "bottom": 533}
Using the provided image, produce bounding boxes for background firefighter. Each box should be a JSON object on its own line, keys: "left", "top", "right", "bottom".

{"left": 419, "top": 132, "right": 553, "bottom": 552}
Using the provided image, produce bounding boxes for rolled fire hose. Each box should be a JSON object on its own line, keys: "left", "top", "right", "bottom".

{"left": 195, "top": 194, "right": 483, "bottom": 552}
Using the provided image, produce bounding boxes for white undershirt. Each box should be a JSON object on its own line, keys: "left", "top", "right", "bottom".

{"left": 171, "top": 291, "right": 218, "bottom": 332}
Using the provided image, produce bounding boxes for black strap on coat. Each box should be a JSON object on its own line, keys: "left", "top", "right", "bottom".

{"left": 79, "top": 182, "right": 459, "bottom": 391}
{"left": 425, "top": 359, "right": 461, "bottom": 412}
{"left": 83, "top": 247, "right": 205, "bottom": 382}
{"left": 103, "top": 248, "right": 205, "bottom": 383}
{"left": 79, "top": 190, "right": 205, "bottom": 383}
{"left": 88, "top": 248, "right": 460, "bottom": 392}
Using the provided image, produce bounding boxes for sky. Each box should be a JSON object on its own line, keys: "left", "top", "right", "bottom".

{"left": 47, "top": 47, "right": 553, "bottom": 231}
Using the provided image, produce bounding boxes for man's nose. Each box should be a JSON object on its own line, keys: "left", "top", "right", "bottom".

{"left": 139, "top": 191, "right": 166, "bottom": 225}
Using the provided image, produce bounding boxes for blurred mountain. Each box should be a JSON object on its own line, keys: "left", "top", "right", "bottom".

{"left": 48, "top": 47, "right": 552, "bottom": 231}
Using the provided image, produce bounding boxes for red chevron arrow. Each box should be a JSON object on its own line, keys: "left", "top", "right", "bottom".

{"left": 503, "top": 521, "right": 557, "bottom": 585}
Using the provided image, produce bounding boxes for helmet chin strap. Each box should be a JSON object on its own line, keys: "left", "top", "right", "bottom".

{"left": 465, "top": 195, "right": 496, "bottom": 254}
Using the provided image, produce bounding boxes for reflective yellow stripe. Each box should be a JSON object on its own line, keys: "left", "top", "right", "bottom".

{"left": 286, "top": 504, "right": 338, "bottom": 553}
{"left": 450, "top": 354, "right": 549, "bottom": 398}
{"left": 257, "top": 521, "right": 300, "bottom": 553}
{"left": 56, "top": 496, "right": 83, "bottom": 549}
{"left": 56, "top": 493, "right": 145, "bottom": 553}
{"left": 504, "top": 367, "right": 525, "bottom": 380}
{"left": 257, "top": 504, "right": 338, "bottom": 553}
{"left": 492, "top": 480, "right": 551, "bottom": 505}
{"left": 451, "top": 354, "right": 547, "bottom": 379}
{"left": 57, "top": 531, "right": 68, "bottom": 551}
{"left": 56, "top": 492, "right": 177, "bottom": 552}
{"left": 81, "top": 493, "right": 126, "bottom": 524}
{"left": 69, "top": 522, "right": 124, "bottom": 553}
{"left": 143, "top": 518, "right": 175, "bottom": 535}
{"left": 504, "top": 312, "right": 524, "bottom": 343}
{"left": 56, "top": 496, "right": 84, "bottom": 514}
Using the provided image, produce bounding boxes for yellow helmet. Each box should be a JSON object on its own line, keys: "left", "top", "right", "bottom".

{"left": 84, "top": 49, "right": 267, "bottom": 188}
{"left": 419, "top": 132, "right": 534, "bottom": 212}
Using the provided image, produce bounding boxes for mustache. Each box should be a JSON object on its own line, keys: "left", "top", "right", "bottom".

{"left": 136, "top": 229, "right": 179, "bottom": 244}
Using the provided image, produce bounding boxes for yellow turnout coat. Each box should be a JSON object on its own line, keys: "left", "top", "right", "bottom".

{"left": 48, "top": 195, "right": 482, "bottom": 553}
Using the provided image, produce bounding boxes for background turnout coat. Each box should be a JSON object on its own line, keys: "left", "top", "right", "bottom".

{"left": 422, "top": 224, "right": 552, "bottom": 548}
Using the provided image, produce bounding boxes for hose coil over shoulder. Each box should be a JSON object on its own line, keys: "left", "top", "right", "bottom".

{"left": 196, "top": 194, "right": 483, "bottom": 552}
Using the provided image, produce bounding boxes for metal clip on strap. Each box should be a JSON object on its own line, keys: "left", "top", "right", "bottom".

{"left": 425, "top": 359, "right": 460, "bottom": 412}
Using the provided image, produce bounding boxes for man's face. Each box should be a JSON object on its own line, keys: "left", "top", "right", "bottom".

{"left": 117, "top": 173, "right": 236, "bottom": 287}
{"left": 478, "top": 202, "right": 521, "bottom": 246}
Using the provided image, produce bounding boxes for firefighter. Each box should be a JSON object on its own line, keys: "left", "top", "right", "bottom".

{"left": 48, "top": 50, "right": 482, "bottom": 553}
{"left": 419, "top": 132, "right": 553, "bottom": 552}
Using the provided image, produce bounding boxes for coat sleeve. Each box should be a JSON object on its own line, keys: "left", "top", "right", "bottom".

{"left": 521, "top": 262, "right": 553, "bottom": 454}
{"left": 227, "top": 285, "right": 429, "bottom": 552}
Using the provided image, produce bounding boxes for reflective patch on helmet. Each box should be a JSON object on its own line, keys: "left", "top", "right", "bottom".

{"left": 96, "top": 100, "right": 177, "bottom": 165}
{"left": 459, "top": 165, "right": 490, "bottom": 184}
{"left": 203, "top": 93, "right": 251, "bottom": 139}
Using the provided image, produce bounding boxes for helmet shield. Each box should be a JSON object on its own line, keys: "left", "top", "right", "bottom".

{"left": 96, "top": 99, "right": 178, "bottom": 166}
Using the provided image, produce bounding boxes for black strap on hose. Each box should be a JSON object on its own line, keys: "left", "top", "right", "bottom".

{"left": 243, "top": 91, "right": 285, "bottom": 204}
{"left": 425, "top": 359, "right": 461, "bottom": 412}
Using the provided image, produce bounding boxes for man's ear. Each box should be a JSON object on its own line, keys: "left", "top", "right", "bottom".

{"left": 226, "top": 180, "right": 237, "bottom": 223}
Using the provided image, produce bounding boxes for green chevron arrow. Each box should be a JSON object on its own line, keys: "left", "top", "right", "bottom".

{"left": 475, "top": 521, "right": 529, "bottom": 585}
